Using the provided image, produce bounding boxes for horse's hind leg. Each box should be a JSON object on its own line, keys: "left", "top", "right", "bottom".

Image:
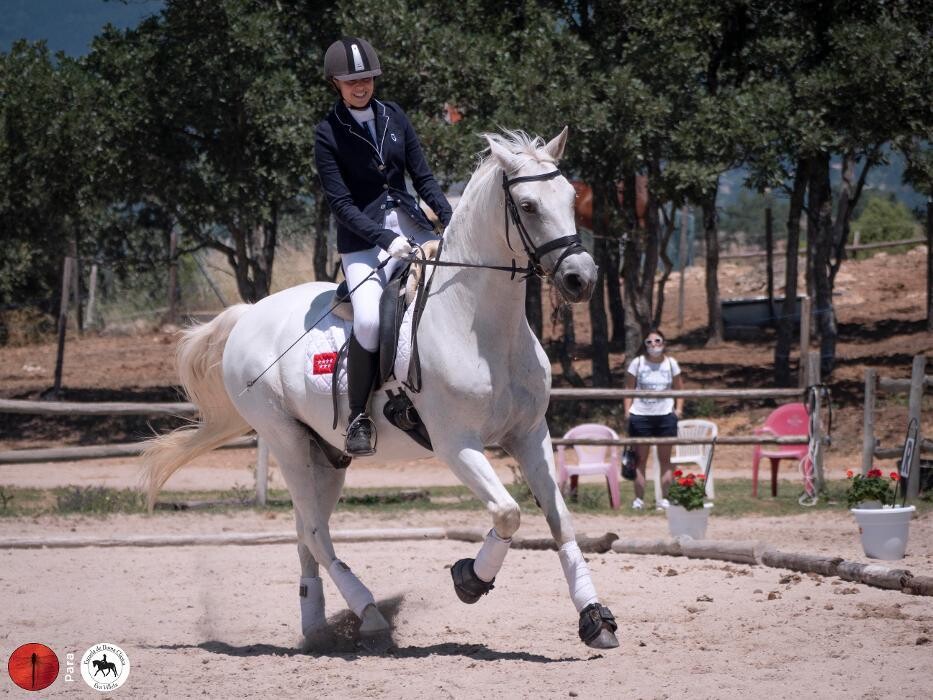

{"left": 433, "top": 438, "right": 521, "bottom": 603}
{"left": 257, "top": 419, "right": 389, "bottom": 646}
{"left": 502, "top": 420, "right": 619, "bottom": 650}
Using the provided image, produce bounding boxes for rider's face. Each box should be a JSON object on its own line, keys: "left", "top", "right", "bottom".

{"left": 334, "top": 77, "right": 374, "bottom": 109}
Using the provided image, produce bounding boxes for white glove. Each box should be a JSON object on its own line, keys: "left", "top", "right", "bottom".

{"left": 388, "top": 236, "right": 414, "bottom": 259}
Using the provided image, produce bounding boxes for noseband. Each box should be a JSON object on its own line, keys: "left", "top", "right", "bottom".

{"left": 502, "top": 169, "right": 587, "bottom": 277}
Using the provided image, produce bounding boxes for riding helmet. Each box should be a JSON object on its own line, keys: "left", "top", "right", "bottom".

{"left": 324, "top": 37, "right": 382, "bottom": 81}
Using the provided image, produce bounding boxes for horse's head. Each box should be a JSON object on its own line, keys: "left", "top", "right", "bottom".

{"left": 485, "top": 128, "right": 597, "bottom": 304}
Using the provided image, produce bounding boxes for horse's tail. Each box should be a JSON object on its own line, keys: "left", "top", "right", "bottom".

{"left": 141, "top": 304, "right": 252, "bottom": 511}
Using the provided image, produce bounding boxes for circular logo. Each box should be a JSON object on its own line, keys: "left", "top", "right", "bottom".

{"left": 7, "top": 643, "right": 60, "bottom": 691}
{"left": 80, "top": 643, "right": 130, "bottom": 692}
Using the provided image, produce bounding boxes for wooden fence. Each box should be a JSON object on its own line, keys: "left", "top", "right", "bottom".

{"left": 862, "top": 354, "right": 932, "bottom": 500}
{"left": 0, "top": 382, "right": 820, "bottom": 506}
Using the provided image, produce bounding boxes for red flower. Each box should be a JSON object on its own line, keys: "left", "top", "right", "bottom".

{"left": 846, "top": 469, "right": 854, "bottom": 478}
{"left": 697, "top": 474, "right": 706, "bottom": 481}
{"left": 867, "top": 468, "right": 883, "bottom": 478}
{"left": 890, "top": 472, "right": 900, "bottom": 481}
{"left": 673, "top": 470, "right": 683, "bottom": 478}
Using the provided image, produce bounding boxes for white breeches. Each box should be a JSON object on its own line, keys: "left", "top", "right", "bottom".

{"left": 341, "top": 209, "right": 436, "bottom": 352}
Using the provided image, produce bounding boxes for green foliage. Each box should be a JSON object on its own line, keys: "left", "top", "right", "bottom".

{"left": 845, "top": 469, "right": 899, "bottom": 508}
{"left": 851, "top": 195, "right": 920, "bottom": 246}
{"left": 55, "top": 486, "right": 146, "bottom": 514}
{"left": 667, "top": 470, "right": 708, "bottom": 511}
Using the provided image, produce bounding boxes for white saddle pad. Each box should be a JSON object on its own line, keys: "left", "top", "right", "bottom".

{"left": 304, "top": 313, "right": 351, "bottom": 395}
{"left": 304, "top": 293, "right": 418, "bottom": 396}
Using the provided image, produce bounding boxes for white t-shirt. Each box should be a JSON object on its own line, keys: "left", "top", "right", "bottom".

{"left": 627, "top": 355, "right": 681, "bottom": 416}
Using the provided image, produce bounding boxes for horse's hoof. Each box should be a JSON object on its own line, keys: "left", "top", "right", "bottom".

{"left": 450, "top": 558, "right": 495, "bottom": 604}
{"left": 578, "top": 602, "right": 619, "bottom": 649}
{"left": 358, "top": 630, "right": 393, "bottom": 654}
{"left": 585, "top": 628, "right": 620, "bottom": 650}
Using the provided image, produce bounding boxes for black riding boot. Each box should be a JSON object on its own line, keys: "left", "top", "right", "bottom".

{"left": 345, "top": 336, "right": 379, "bottom": 456}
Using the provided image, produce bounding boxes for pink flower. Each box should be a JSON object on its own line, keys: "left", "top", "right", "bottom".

{"left": 846, "top": 469, "right": 854, "bottom": 478}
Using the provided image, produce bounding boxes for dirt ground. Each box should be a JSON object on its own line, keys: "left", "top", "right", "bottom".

{"left": 2, "top": 501, "right": 933, "bottom": 699}
{"left": 1, "top": 247, "right": 932, "bottom": 698}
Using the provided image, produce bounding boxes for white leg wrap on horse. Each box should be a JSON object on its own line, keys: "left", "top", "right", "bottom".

{"left": 473, "top": 528, "right": 512, "bottom": 582}
{"left": 559, "top": 541, "right": 598, "bottom": 612}
{"left": 299, "top": 576, "right": 326, "bottom": 635}
{"left": 328, "top": 559, "right": 375, "bottom": 618}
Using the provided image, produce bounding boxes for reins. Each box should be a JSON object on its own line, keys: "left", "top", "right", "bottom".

{"left": 240, "top": 165, "right": 588, "bottom": 393}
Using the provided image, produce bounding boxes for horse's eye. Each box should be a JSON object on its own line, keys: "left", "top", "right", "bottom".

{"left": 520, "top": 201, "right": 536, "bottom": 213}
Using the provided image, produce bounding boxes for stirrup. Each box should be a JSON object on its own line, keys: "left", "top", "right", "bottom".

{"left": 345, "top": 413, "right": 377, "bottom": 456}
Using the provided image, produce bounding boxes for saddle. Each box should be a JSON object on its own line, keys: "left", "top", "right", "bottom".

{"left": 330, "top": 241, "right": 440, "bottom": 452}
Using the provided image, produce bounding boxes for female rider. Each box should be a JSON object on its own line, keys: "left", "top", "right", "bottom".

{"left": 314, "top": 37, "right": 453, "bottom": 456}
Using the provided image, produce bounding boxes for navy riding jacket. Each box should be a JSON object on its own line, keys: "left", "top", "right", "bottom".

{"left": 314, "top": 99, "right": 453, "bottom": 254}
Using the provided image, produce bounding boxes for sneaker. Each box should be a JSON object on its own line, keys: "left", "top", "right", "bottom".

{"left": 631, "top": 497, "right": 644, "bottom": 510}
{"left": 657, "top": 498, "right": 671, "bottom": 510}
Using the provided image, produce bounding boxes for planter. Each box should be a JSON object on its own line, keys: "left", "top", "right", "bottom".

{"left": 666, "top": 503, "right": 713, "bottom": 539}
{"left": 850, "top": 505, "right": 916, "bottom": 560}
{"left": 852, "top": 500, "right": 883, "bottom": 510}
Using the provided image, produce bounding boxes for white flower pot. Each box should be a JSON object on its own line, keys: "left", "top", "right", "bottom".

{"left": 850, "top": 505, "right": 916, "bottom": 560}
{"left": 666, "top": 503, "right": 712, "bottom": 539}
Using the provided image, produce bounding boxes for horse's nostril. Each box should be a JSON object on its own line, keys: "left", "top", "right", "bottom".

{"left": 563, "top": 273, "right": 582, "bottom": 293}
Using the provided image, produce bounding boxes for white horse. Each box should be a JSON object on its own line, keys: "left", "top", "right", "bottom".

{"left": 142, "top": 128, "right": 619, "bottom": 650}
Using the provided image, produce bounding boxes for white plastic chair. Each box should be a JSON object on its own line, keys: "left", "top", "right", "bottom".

{"left": 555, "top": 423, "right": 621, "bottom": 509}
{"left": 671, "top": 419, "right": 718, "bottom": 498}
{"left": 648, "top": 419, "right": 718, "bottom": 501}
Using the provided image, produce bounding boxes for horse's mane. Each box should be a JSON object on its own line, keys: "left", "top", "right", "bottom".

{"left": 473, "top": 129, "right": 557, "bottom": 180}
{"left": 453, "top": 129, "right": 559, "bottom": 235}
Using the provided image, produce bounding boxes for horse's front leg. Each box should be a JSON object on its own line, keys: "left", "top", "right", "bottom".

{"left": 502, "top": 420, "right": 620, "bottom": 650}
{"left": 433, "top": 437, "right": 520, "bottom": 604}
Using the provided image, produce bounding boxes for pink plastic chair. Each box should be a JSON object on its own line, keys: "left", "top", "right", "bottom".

{"left": 556, "top": 423, "right": 621, "bottom": 509}
{"left": 752, "top": 403, "right": 809, "bottom": 497}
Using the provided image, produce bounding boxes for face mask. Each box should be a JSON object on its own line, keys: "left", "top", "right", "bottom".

{"left": 646, "top": 344, "right": 664, "bottom": 357}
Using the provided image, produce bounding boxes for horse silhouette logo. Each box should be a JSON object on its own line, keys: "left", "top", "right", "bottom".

{"left": 92, "top": 653, "right": 118, "bottom": 677}
{"left": 81, "top": 643, "right": 130, "bottom": 691}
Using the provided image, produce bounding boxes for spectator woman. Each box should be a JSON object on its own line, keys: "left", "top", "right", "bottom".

{"left": 623, "top": 328, "right": 684, "bottom": 509}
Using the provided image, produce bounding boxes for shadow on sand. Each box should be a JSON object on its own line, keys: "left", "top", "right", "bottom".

{"left": 147, "top": 595, "right": 587, "bottom": 663}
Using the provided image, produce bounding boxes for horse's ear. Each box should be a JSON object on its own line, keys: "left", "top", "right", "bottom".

{"left": 544, "top": 126, "right": 569, "bottom": 162}
{"left": 486, "top": 135, "right": 522, "bottom": 174}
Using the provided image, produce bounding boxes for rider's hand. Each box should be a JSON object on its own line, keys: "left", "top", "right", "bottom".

{"left": 388, "top": 236, "right": 414, "bottom": 259}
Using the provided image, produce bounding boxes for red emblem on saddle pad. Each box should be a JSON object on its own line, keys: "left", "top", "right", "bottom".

{"left": 312, "top": 352, "right": 338, "bottom": 375}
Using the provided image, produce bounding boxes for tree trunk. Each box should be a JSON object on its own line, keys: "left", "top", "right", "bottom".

{"left": 588, "top": 235, "right": 612, "bottom": 386}
{"left": 525, "top": 274, "right": 543, "bottom": 339}
{"left": 555, "top": 304, "right": 584, "bottom": 387}
{"left": 808, "top": 152, "right": 836, "bottom": 377}
{"left": 312, "top": 186, "right": 337, "bottom": 282}
{"left": 588, "top": 180, "right": 616, "bottom": 386}
{"left": 701, "top": 179, "right": 723, "bottom": 345}
{"left": 775, "top": 160, "right": 808, "bottom": 386}
{"left": 620, "top": 174, "right": 657, "bottom": 358}
{"left": 226, "top": 214, "right": 275, "bottom": 303}
{"left": 606, "top": 242, "right": 625, "bottom": 348}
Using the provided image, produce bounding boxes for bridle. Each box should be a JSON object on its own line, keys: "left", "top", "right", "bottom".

{"left": 501, "top": 168, "right": 587, "bottom": 278}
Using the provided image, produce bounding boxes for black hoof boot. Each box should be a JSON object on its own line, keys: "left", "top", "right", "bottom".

{"left": 346, "top": 414, "right": 376, "bottom": 456}
{"left": 578, "top": 602, "right": 620, "bottom": 649}
{"left": 450, "top": 558, "right": 495, "bottom": 604}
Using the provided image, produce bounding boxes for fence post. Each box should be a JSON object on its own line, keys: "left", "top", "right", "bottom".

{"left": 798, "top": 295, "right": 811, "bottom": 388}
{"left": 85, "top": 263, "right": 99, "bottom": 329}
{"left": 862, "top": 368, "right": 877, "bottom": 475}
{"left": 807, "top": 349, "right": 824, "bottom": 493}
{"left": 906, "top": 354, "right": 927, "bottom": 501}
{"left": 52, "top": 257, "right": 75, "bottom": 396}
{"left": 255, "top": 438, "right": 269, "bottom": 506}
